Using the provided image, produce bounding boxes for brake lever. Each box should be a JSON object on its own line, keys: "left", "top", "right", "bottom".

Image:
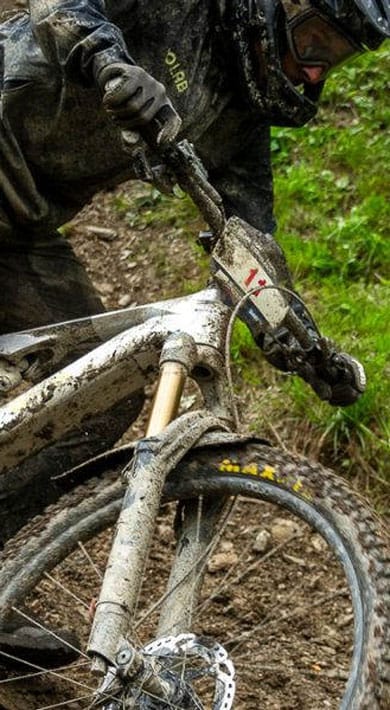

{"left": 121, "top": 121, "right": 226, "bottom": 238}
{"left": 161, "top": 140, "right": 225, "bottom": 236}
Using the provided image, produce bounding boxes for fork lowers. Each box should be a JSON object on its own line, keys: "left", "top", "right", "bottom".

{"left": 95, "top": 644, "right": 177, "bottom": 707}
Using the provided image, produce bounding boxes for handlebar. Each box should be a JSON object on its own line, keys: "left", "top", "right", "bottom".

{"left": 120, "top": 128, "right": 322, "bottom": 354}
{"left": 122, "top": 131, "right": 226, "bottom": 236}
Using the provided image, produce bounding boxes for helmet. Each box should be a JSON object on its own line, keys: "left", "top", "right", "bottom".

{"left": 320, "top": 0, "right": 390, "bottom": 43}
{"left": 228, "top": 0, "right": 390, "bottom": 126}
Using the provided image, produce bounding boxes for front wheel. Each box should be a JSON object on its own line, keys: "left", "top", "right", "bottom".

{"left": 0, "top": 442, "right": 388, "bottom": 709}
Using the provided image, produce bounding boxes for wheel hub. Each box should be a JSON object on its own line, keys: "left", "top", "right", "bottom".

{"left": 96, "top": 633, "right": 235, "bottom": 709}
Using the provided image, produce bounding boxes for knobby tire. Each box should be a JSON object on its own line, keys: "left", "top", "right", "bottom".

{"left": 0, "top": 442, "right": 388, "bottom": 709}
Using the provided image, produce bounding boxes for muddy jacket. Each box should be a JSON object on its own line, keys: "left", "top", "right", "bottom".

{"left": 0, "top": 0, "right": 275, "bottom": 237}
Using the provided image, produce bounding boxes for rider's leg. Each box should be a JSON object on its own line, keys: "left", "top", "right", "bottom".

{"left": 0, "top": 177, "right": 146, "bottom": 665}
{"left": 0, "top": 229, "right": 144, "bottom": 547}
{"left": 0, "top": 230, "right": 105, "bottom": 332}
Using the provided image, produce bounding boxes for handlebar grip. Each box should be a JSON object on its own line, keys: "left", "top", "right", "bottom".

{"left": 121, "top": 105, "right": 182, "bottom": 151}
{"left": 148, "top": 104, "right": 182, "bottom": 146}
{"left": 283, "top": 309, "right": 317, "bottom": 351}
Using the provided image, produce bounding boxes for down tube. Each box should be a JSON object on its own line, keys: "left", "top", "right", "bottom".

{"left": 0, "top": 320, "right": 166, "bottom": 474}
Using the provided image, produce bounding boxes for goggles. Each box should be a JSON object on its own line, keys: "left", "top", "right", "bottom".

{"left": 283, "top": 6, "right": 362, "bottom": 75}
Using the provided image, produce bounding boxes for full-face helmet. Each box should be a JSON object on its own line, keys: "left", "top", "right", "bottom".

{"left": 229, "top": 0, "right": 390, "bottom": 126}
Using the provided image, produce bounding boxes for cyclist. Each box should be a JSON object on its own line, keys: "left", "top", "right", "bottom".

{"left": 0, "top": 0, "right": 388, "bottom": 663}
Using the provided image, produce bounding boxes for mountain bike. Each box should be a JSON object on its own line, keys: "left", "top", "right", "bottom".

{"left": 0, "top": 139, "right": 388, "bottom": 709}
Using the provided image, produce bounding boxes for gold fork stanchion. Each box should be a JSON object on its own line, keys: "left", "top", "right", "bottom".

{"left": 146, "top": 332, "right": 199, "bottom": 435}
{"left": 146, "top": 361, "right": 187, "bottom": 436}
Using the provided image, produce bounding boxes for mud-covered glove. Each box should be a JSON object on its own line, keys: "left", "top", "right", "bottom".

{"left": 97, "top": 63, "right": 181, "bottom": 145}
{"left": 261, "top": 328, "right": 366, "bottom": 406}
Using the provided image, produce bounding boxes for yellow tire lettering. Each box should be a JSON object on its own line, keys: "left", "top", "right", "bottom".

{"left": 260, "top": 465, "right": 276, "bottom": 481}
{"left": 241, "top": 463, "right": 258, "bottom": 475}
{"left": 218, "top": 459, "right": 311, "bottom": 500}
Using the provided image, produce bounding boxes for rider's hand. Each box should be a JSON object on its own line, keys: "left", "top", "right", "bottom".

{"left": 260, "top": 331, "right": 366, "bottom": 407}
{"left": 97, "top": 63, "right": 181, "bottom": 144}
{"left": 295, "top": 345, "right": 366, "bottom": 406}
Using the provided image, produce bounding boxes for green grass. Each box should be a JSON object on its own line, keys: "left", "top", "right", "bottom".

{"left": 112, "top": 186, "right": 197, "bottom": 232}
{"left": 261, "top": 46, "right": 390, "bottom": 504}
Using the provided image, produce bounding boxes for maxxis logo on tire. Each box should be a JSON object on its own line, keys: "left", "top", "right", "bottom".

{"left": 218, "top": 459, "right": 313, "bottom": 501}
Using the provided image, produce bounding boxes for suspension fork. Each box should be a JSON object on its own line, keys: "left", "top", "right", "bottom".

{"left": 87, "top": 333, "right": 232, "bottom": 679}
{"left": 152, "top": 340, "right": 234, "bottom": 640}
{"left": 156, "top": 341, "right": 237, "bottom": 637}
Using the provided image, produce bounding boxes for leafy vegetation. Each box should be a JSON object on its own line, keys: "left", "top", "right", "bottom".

{"left": 268, "top": 46, "right": 390, "bottom": 506}
{"left": 114, "top": 46, "right": 389, "bottom": 509}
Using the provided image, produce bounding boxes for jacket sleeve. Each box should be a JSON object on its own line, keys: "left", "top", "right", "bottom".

{"left": 208, "top": 124, "right": 276, "bottom": 235}
{"left": 29, "top": 0, "right": 135, "bottom": 84}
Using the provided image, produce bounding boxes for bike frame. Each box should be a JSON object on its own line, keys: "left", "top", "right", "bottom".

{"left": 0, "top": 144, "right": 314, "bottom": 703}
{"left": 0, "top": 286, "right": 235, "bottom": 473}
{"left": 0, "top": 206, "right": 301, "bottom": 477}
{"left": 0, "top": 284, "right": 244, "bottom": 705}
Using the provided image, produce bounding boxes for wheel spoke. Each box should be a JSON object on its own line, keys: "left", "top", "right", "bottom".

{"left": 0, "top": 661, "right": 90, "bottom": 685}
{"left": 37, "top": 693, "right": 94, "bottom": 709}
{"left": 77, "top": 542, "right": 103, "bottom": 581}
{"left": 0, "top": 648, "right": 94, "bottom": 692}
{"left": 44, "top": 573, "right": 90, "bottom": 610}
{"left": 11, "top": 607, "right": 89, "bottom": 660}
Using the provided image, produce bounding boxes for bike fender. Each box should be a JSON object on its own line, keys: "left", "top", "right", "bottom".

{"left": 54, "top": 431, "right": 270, "bottom": 490}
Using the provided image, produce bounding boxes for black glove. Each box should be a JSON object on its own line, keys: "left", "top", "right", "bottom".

{"left": 261, "top": 328, "right": 366, "bottom": 407}
{"left": 97, "top": 63, "right": 181, "bottom": 144}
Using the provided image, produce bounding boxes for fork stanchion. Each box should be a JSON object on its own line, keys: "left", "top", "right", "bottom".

{"left": 146, "top": 361, "right": 187, "bottom": 436}
{"left": 147, "top": 332, "right": 198, "bottom": 436}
